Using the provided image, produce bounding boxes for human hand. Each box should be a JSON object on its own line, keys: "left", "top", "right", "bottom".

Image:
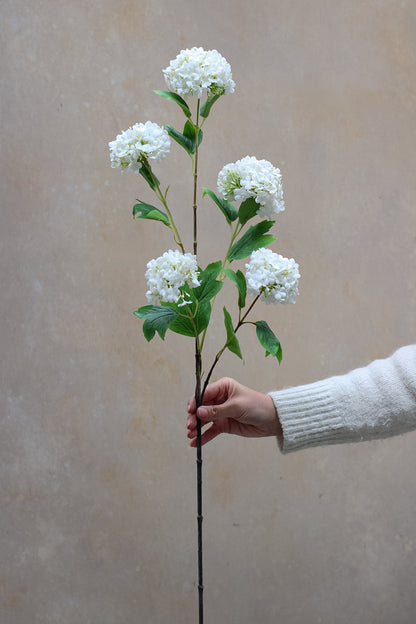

{"left": 186, "top": 377, "right": 282, "bottom": 447}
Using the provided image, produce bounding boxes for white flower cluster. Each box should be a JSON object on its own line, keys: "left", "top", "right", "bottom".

{"left": 109, "top": 121, "right": 170, "bottom": 173}
{"left": 245, "top": 248, "right": 300, "bottom": 305}
{"left": 145, "top": 250, "right": 200, "bottom": 305}
{"left": 217, "top": 156, "right": 285, "bottom": 218}
{"left": 163, "top": 47, "right": 235, "bottom": 99}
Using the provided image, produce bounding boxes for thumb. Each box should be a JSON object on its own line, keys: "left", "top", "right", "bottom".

{"left": 197, "top": 403, "right": 229, "bottom": 423}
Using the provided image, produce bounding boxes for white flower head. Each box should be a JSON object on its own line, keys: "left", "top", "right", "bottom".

{"left": 163, "top": 47, "right": 235, "bottom": 99}
{"left": 245, "top": 248, "right": 300, "bottom": 305}
{"left": 217, "top": 156, "right": 285, "bottom": 218}
{"left": 109, "top": 121, "right": 170, "bottom": 173}
{"left": 145, "top": 250, "right": 200, "bottom": 305}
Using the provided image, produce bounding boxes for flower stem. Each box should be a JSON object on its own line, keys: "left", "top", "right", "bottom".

{"left": 194, "top": 344, "right": 204, "bottom": 624}
{"left": 191, "top": 97, "right": 204, "bottom": 624}
{"left": 193, "top": 99, "right": 200, "bottom": 256}
{"left": 154, "top": 185, "right": 185, "bottom": 254}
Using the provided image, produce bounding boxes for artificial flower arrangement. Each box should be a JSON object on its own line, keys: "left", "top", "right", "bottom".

{"left": 109, "top": 47, "right": 300, "bottom": 623}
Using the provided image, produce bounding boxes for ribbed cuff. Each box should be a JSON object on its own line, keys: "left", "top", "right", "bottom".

{"left": 268, "top": 378, "right": 346, "bottom": 453}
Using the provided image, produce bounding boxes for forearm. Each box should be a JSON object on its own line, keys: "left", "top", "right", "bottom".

{"left": 269, "top": 345, "right": 416, "bottom": 453}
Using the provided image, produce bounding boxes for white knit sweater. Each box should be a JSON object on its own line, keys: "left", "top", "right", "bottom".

{"left": 269, "top": 345, "right": 416, "bottom": 453}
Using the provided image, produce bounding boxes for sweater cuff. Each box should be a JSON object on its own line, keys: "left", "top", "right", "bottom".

{"left": 268, "top": 379, "right": 345, "bottom": 453}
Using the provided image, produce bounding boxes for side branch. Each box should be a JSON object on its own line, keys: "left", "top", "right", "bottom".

{"left": 202, "top": 294, "right": 261, "bottom": 395}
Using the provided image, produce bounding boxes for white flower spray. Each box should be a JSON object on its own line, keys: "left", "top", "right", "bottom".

{"left": 145, "top": 250, "right": 200, "bottom": 305}
{"left": 245, "top": 248, "right": 300, "bottom": 304}
{"left": 163, "top": 47, "right": 235, "bottom": 98}
{"left": 109, "top": 121, "right": 171, "bottom": 173}
{"left": 109, "top": 47, "right": 300, "bottom": 624}
{"left": 217, "top": 156, "right": 285, "bottom": 218}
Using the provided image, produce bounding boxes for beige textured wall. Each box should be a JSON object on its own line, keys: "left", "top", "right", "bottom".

{"left": 2, "top": 1, "right": 415, "bottom": 622}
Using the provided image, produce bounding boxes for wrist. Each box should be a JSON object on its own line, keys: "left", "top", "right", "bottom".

{"left": 263, "top": 393, "right": 283, "bottom": 439}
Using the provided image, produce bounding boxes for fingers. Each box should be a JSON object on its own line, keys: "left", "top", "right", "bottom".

{"left": 187, "top": 378, "right": 234, "bottom": 415}
{"left": 187, "top": 395, "right": 197, "bottom": 415}
{"left": 199, "top": 378, "right": 232, "bottom": 406}
{"left": 186, "top": 378, "right": 237, "bottom": 447}
{"left": 189, "top": 422, "right": 223, "bottom": 447}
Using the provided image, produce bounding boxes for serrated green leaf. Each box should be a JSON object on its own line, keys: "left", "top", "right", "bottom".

{"left": 202, "top": 188, "right": 238, "bottom": 223}
{"left": 224, "top": 269, "right": 247, "bottom": 309}
{"left": 255, "top": 320, "right": 282, "bottom": 363}
{"left": 238, "top": 197, "right": 259, "bottom": 225}
{"left": 167, "top": 298, "right": 211, "bottom": 337}
{"left": 139, "top": 160, "right": 160, "bottom": 190}
{"left": 200, "top": 93, "right": 222, "bottom": 118}
{"left": 166, "top": 124, "right": 195, "bottom": 155}
{"left": 133, "top": 202, "right": 170, "bottom": 226}
{"left": 167, "top": 313, "right": 197, "bottom": 337}
{"left": 134, "top": 305, "right": 179, "bottom": 341}
{"left": 154, "top": 90, "right": 191, "bottom": 118}
{"left": 223, "top": 307, "right": 243, "bottom": 360}
{"left": 228, "top": 220, "right": 276, "bottom": 261}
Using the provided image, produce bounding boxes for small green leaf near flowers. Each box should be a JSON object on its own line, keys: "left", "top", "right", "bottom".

{"left": 223, "top": 307, "right": 243, "bottom": 359}
{"left": 139, "top": 160, "right": 160, "bottom": 190}
{"left": 183, "top": 120, "right": 203, "bottom": 150}
{"left": 193, "top": 261, "right": 223, "bottom": 302}
{"left": 224, "top": 269, "right": 247, "bottom": 309}
{"left": 167, "top": 262, "right": 224, "bottom": 338}
{"left": 238, "top": 197, "right": 259, "bottom": 225}
{"left": 202, "top": 188, "right": 238, "bottom": 223}
{"left": 166, "top": 124, "right": 195, "bottom": 155}
{"left": 166, "top": 121, "right": 203, "bottom": 155}
{"left": 200, "top": 93, "right": 222, "bottom": 118}
{"left": 255, "top": 320, "right": 282, "bottom": 362}
{"left": 133, "top": 201, "right": 170, "bottom": 226}
{"left": 228, "top": 220, "right": 276, "bottom": 261}
{"left": 134, "top": 305, "right": 179, "bottom": 341}
{"left": 153, "top": 90, "right": 192, "bottom": 118}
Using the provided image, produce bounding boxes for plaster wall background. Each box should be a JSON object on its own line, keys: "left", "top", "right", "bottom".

{"left": 1, "top": 1, "right": 415, "bottom": 622}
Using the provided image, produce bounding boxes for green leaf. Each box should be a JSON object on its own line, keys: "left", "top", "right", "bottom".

{"left": 166, "top": 297, "right": 211, "bottom": 338}
{"left": 182, "top": 120, "right": 203, "bottom": 149}
{"left": 154, "top": 90, "right": 191, "bottom": 118}
{"left": 134, "top": 305, "right": 179, "bottom": 341}
{"left": 194, "top": 300, "right": 212, "bottom": 334}
{"left": 223, "top": 307, "right": 243, "bottom": 360}
{"left": 166, "top": 124, "right": 195, "bottom": 155}
{"left": 228, "top": 220, "right": 276, "bottom": 261}
{"left": 238, "top": 197, "right": 259, "bottom": 225}
{"left": 167, "top": 313, "right": 198, "bottom": 338}
{"left": 224, "top": 269, "right": 247, "bottom": 309}
{"left": 200, "top": 93, "right": 222, "bottom": 118}
{"left": 202, "top": 188, "right": 238, "bottom": 223}
{"left": 193, "top": 261, "right": 223, "bottom": 303}
{"left": 168, "top": 262, "right": 223, "bottom": 337}
{"left": 183, "top": 120, "right": 196, "bottom": 143}
{"left": 133, "top": 202, "right": 170, "bottom": 226}
{"left": 255, "top": 321, "right": 282, "bottom": 363}
{"left": 139, "top": 160, "right": 160, "bottom": 190}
